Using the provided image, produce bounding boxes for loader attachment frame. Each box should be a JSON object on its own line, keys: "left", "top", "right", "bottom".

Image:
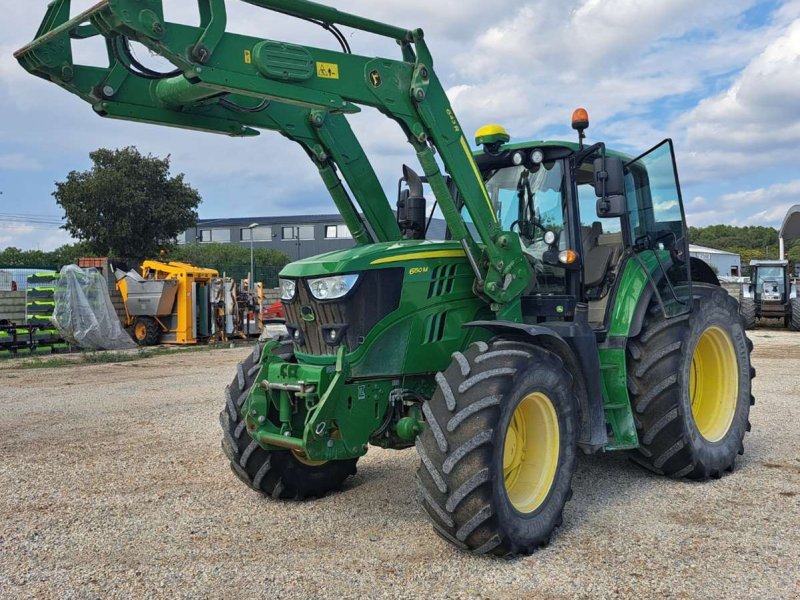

{"left": 16, "top": 0, "right": 533, "bottom": 319}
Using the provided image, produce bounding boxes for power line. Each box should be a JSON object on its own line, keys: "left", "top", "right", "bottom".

{"left": 0, "top": 219, "right": 64, "bottom": 225}
{"left": 0, "top": 223, "right": 64, "bottom": 231}
{"left": 0, "top": 215, "right": 65, "bottom": 225}
{"left": 0, "top": 212, "right": 62, "bottom": 218}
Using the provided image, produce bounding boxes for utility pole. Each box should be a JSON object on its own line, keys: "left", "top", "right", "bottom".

{"left": 247, "top": 222, "right": 259, "bottom": 290}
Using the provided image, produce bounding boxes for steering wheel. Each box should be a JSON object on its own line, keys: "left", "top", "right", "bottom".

{"left": 510, "top": 219, "right": 547, "bottom": 241}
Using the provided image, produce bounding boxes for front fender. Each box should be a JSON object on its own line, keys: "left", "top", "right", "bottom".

{"left": 465, "top": 319, "right": 608, "bottom": 454}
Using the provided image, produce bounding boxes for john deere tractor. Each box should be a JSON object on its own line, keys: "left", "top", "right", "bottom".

{"left": 18, "top": 0, "right": 755, "bottom": 556}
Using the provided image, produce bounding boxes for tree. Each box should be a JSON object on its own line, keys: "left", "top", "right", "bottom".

{"left": 0, "top": 242, "right": 91, "bottom": 268}
{"left": 48, "top": 242, "right": 94, "bottom": 266}
{"left": 167, "top": 242, "right": 289, "bottom": 268}
{"left": 687, "top": 224, "right": 799, "bottom": 275}
{"left": 53, "top": 147, "right": 200, "bottom": 261}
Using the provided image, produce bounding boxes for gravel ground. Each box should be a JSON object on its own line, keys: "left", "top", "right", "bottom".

{"left": 0, "top": 330, "right": 798, "bottom": 599}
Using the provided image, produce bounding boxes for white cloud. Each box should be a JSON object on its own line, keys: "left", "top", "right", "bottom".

{"left": 679, "top": 18, "right": 800, "bottom": 178}
{"left": 0, "top": 152, "right": 41, "bottom": 171}
{"left": 0, "top": 222, "right": 73, "bottom": 251}
{"left": 441, "top": 0, "right": 781, "bottom": 154}
{"left": 686, "top": 180, "right": 800, "bottom": 227}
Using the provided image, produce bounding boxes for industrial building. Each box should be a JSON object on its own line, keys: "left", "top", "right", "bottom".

{"left": 179, "top": 215, "right": 354, "bottom": 260}
{"left": 179, "top": 215, "right": 449, "bottom": 260}
{"left": 689, "top": 245, "right": 742, "bottom": 277}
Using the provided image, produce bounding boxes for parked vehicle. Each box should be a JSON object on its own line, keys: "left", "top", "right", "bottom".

{"left": 739, "top": 260, "right": 800, "bottom": 329}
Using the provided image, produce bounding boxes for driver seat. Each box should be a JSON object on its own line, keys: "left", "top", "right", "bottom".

{"left": 584, "top": 246, "right": 614, "bottom": 289}
{"left": 582, "top": 222, "right": 613, "bottom": 289}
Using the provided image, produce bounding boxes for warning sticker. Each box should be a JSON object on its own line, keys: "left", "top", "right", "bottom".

{"left": 244, "top": 49, "right": 252, "bottom": 64}
{"left": 316, "top": 62, "right": 339, "bottom": 80}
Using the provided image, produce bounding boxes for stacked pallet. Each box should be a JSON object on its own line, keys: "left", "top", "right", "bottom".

{"left": 26, "top": 272, "right": 58, "bottom": 327}
{"left": 0, "top": 325, "right": 67, "bottom": 358}
{"left": 0, "top": 273, "right": 69, "bottom": 359}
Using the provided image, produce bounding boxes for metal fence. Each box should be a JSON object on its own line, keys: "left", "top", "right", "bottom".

{"left": 0, "top": 267, "right": 59, "bottom": 291}
{"left": 209, "top": 264, "right": 282, "bottom": 289}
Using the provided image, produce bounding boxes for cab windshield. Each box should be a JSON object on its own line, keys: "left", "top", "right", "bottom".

{"left": 756, "top": 267, "right": 785, "bottom": 294}
{"left": 470, "top": 160, "right": 569, "bottom": 292}
{"left": 475, "top": 161, "right": 567, "bottom": 255}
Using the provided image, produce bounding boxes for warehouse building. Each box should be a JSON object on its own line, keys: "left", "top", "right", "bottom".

{"left": 179, "top": 215, "right": 354, "bottom": 260}
{"left": 180, "top": 215, "right": 449, "bottom": 261}
{"left": 689, "top": 244, "right": 741, "bottom": 277}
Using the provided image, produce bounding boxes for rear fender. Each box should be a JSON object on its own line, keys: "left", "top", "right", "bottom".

{"left": 629, "top": 257, "right": 723, "bottom": 338}
{"left": 690, "top": 257, "right": 720, "bottom": 287}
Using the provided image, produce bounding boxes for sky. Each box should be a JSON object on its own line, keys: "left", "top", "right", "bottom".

{"left": 1, "top": 0, "right": 799, "bottom": 251}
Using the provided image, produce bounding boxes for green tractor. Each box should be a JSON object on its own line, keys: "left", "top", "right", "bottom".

{"left": 739, "top": 260, "right": 800, "bottom": 330}
{"left": 18, "top": 0, "right": 754, "bottom": 556}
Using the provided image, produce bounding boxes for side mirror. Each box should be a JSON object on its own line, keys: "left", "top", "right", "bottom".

{"left": 597, "top": 194, "right": 627, "bottom": 218}
{"left": 593, "top": 156, "right": 627, "bottom": 218}
{"left": 397, "top": 165, "right": 426, "bottom": 240}
{"left": 593, "top": 156, "right": 625, "bottom": 197}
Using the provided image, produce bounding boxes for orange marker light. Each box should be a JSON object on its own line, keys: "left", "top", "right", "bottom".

{"left": 571, "top": 108, "right": 589, "bottom": 131}
{"left": 559, "top": 249, "right": 579, "bottom": 264}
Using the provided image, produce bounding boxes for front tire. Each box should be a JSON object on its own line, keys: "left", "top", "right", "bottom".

{"left": 738, "top": 297, "right": 756, "bottom": 330}
{"left": 790, "top": 298, "right": 800, "bottom": 331}
{"left": 220, "top": 342, "right": 357, "bottom": 499}
{"left": 132, "top": 316, "right": 160, "bottom": 346}
{"left": 416, "top": 339, "right": 577, "bottom": 557}
{"left": 627, "top": 285, "right": 754, "bottom": 479}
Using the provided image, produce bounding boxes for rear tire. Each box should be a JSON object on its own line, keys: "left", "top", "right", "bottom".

{"left": 132, "top": 316, "right": 160, "bottom": 346}
{"left": 416, "top": 339, "right": 577, "bottom": 557}
{"left": 790, "top": 298, "right": 800, "bottom": 331}
{"left": 738, "top": 297, "right": 756, "bottom": 330}
{"left": 627, "top": 285, "right": 754, "bottom": 479}
{"left": 220, "top": 342, "right": 357, "bottom": 499}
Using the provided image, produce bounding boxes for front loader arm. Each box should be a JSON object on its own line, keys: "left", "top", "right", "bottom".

{"left": 16, "top": 0, "right": 532, "bottom": 316}
{"left": 14, "top": 0, "right": 400, "bottom": 245}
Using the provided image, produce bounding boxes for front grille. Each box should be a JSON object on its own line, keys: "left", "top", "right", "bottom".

{"left": 283, "top": 268, "right": 404, "bottom": 355}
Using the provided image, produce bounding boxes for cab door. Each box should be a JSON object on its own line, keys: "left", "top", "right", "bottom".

{"left": 624, "top": 139, "right": 692, "bottom": 317}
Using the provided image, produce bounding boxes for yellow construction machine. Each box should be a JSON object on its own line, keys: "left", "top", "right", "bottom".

{"left": 115, "top": 261, "right": 218, "bottom": 345}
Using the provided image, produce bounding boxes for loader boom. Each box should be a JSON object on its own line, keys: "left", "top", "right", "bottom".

{"left": 15, "top": 0, "right": 532, "bottom": 318}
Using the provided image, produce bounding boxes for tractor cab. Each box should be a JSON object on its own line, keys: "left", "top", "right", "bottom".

{"left": 472, "top": 112, "right": 692, "bottom": 332}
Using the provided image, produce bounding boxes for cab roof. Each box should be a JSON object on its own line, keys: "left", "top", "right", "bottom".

{"left": 475, "top": 140, "right": 634, "bottom": 163}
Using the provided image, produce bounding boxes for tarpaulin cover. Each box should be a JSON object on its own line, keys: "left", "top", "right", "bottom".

{"left": 53, "top": 265, "right": 136, "bottom": 350}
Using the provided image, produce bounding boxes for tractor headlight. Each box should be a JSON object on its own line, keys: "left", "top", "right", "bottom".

{"left": 279, "top": 278, "right": 296, "bottom": 300}
{"left": 307, "top": 274, "right": 359, "bottom": 300}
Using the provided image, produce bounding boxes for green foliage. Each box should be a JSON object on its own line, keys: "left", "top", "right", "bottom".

{"left": 53, "top": 147, "right": 200, "bottom": 261}
{"left": 688, "top": 224, "right": 799, "bottom": 273}
{"left": 0, "top": 242, "right": 92, "bottom": 268}
{"left": 688, "top": 225, "right": 780, "bottom": 252}
{"left": 167, "top": 242, "right": 290, "bottom": 268}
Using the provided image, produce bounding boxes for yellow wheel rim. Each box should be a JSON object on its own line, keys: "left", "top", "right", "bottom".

{"left": 291, "top": 449, "right": 327, "bottom": 467}
{"left": 690, "top": 326, "right": 738, "bottom": 442}
{"left": 134, "top": 322, "right": 147, "bottom": 341}
{"left": 503, "top": 392, "right": 560, "bottom": 514}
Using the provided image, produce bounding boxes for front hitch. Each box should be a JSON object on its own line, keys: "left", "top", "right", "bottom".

{"left": 243, "top": 345, "right": 391, "bottom": 461}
